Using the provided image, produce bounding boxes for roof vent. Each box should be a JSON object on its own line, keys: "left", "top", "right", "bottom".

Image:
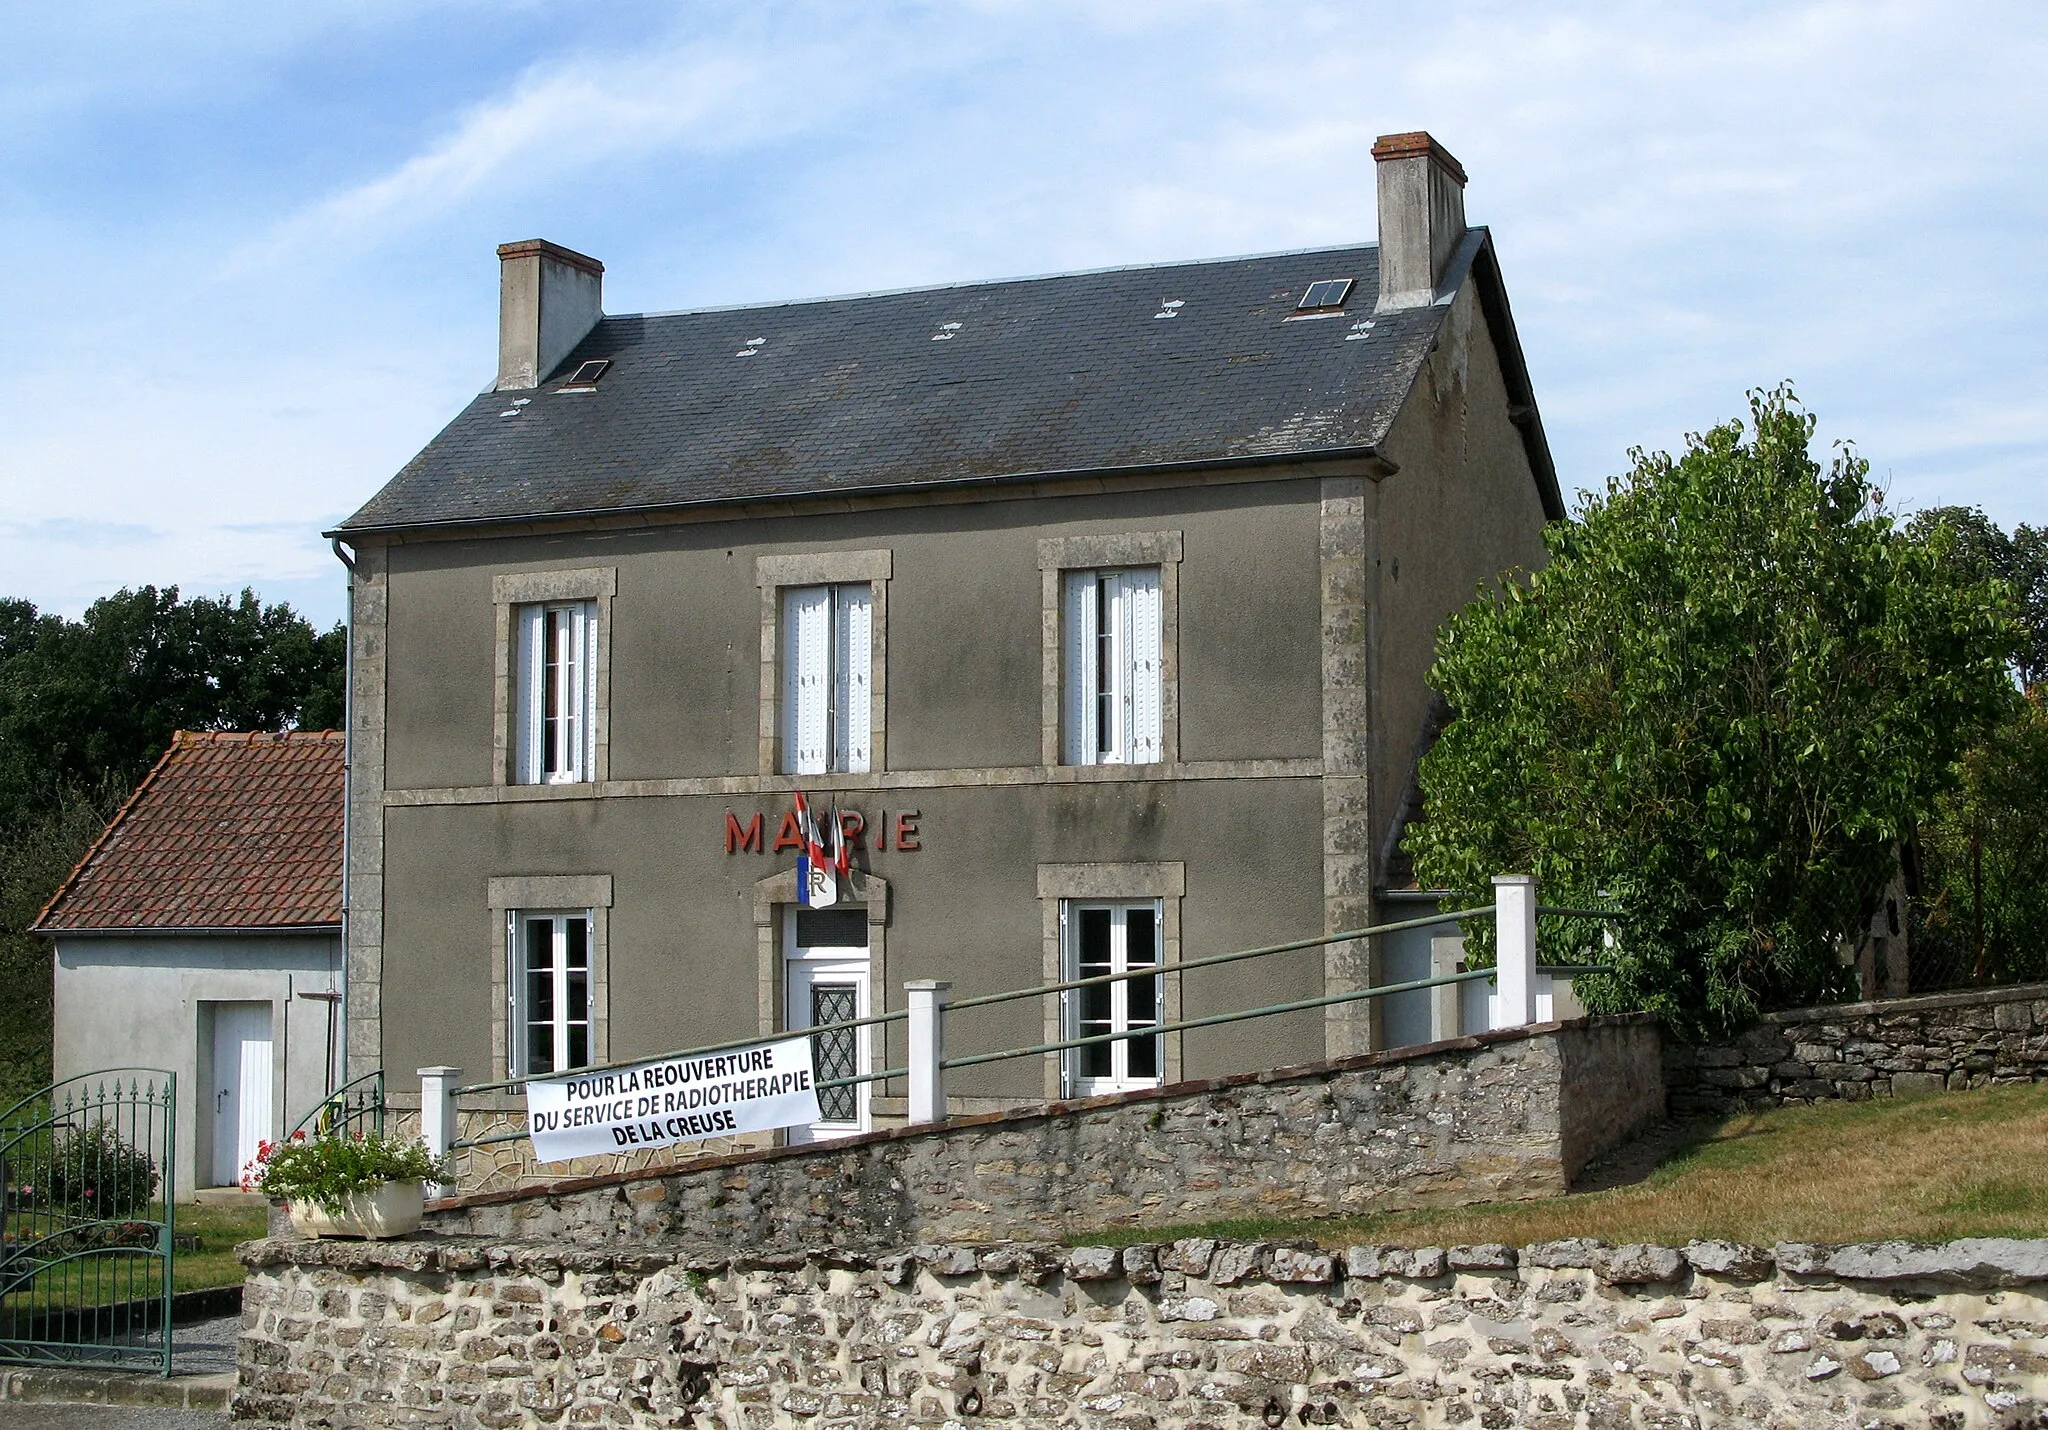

{"left": 560, "top": 359, "right": 610, "bottom": 391}
{"left": 1296, "top": 279, "right": 1353, "bottom": 311}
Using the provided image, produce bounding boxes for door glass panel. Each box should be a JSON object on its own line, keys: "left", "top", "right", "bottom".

{"left": 811, "top": 984, "right": 860, "bottom": 1123}
{"left": 1077, "top": 907, "right": 1114, "bottom": 1078}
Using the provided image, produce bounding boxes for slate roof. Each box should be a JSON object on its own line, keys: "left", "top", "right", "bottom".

{"left": 33, "top": 731, "right": 344, "bottom": 934}
{"left": 336, "top": 231, "right": 1556, "bottom": 535}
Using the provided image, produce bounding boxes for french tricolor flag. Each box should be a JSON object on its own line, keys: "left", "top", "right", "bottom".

{"left": 794, "top": 791, "right": 848, "bottom": 908}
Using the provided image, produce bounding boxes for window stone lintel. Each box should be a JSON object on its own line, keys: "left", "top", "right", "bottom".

{"left": 755, "top": 550, "right": 893, "bottom": 588}
{"left": 1036, "top": 531, "right": 1183, "bottom": 572}
{"left": 487, "top": 874, "right": 615, "bottom": 910}
{"left": 492, "top": 568, "right": 617, "bottom": 605}
{"left": 1036, "top": 862, "right": 1186, "bottom": 900}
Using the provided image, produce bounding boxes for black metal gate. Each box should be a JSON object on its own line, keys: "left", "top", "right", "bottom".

{"left": 0, "top": 1070, "right": 177, "bottom": 1375}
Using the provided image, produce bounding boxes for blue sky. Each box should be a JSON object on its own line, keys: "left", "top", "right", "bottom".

{"left": 2, "top": 1, "right": 2043, "bottom": 629}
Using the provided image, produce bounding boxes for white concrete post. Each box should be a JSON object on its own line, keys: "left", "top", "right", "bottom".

{"left": 417, "top": 1066, "right": 461, "bottom": 1195}
{"left": 1429, "top": 932, "right": 1465, "bottom": 1042}
{"left": 1491, "top": 876, "right": 1539, "bottom": 1029}
{"left": 904, "top": 981, "right": 951, "bottom": 1127}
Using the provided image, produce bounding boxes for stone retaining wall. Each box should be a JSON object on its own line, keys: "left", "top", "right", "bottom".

{"left": 234, "top": 1233, "right": 2048, "bottom": 1428}
{"left": 422, "top": 1016, "right": 1662, "bottom": 1251}
{"left": 1665, "top": 983, "right": 2048, "bottom": 1117}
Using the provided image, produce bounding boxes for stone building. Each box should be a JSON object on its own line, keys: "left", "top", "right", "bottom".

{"left": 32, "top": 730, "right": 345, "bottom": 1198}
{"left": 329, "top": 131, "right": 1561, "bottom": 1139}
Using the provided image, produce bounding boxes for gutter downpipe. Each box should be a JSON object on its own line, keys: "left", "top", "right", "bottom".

{"left": 330, "top": 538, "right": 357, "bottom": 1093}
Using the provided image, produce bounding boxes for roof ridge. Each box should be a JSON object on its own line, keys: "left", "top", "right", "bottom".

{"left": 179, "top": 728, "right": 344, "bottom": 743}
{"left": 627, "top": 238, "right": 1383, "bottom": 321}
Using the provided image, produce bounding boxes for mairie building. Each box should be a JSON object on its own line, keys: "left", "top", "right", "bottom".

{"left": 331, "top": 131, "right": 1561, "bottom": 1146}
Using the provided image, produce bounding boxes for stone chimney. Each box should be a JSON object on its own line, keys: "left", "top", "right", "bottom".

{"left": 1371, "top": 132, "right": 1468, "bottom": 312}
{"left": 495, "top": 240, "right": 604, "bottom": 391}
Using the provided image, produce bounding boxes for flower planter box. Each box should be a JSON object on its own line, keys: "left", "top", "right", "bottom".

{"left": 287, "top": 1181, "right": 424, "bottom": 1240}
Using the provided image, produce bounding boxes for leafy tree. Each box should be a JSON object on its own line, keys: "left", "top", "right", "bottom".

{"left": 1903, "top": 506, "right": 2048, "bottom": 692}
{"left": 1901, "top": 507, "right": 2048, "bottom": 987}
{"left": 0, "top": 586, "right": 343, "bottom": 826}
{"left": 0, "top": 791, "right": 120, "bottom": 1110}
{"left": 1406, "top": 387, "right": 2018, "bottom": 1040}
{"left": 0, "top": 586, "right": 344, "bottom": 1104}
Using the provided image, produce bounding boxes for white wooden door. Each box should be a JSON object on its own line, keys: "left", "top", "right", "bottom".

{"left": 211, "top": 1002, "right": 273, "bottom": 1186}
{"left": 784, "top": 907, "right": 871, "bottom": 1143}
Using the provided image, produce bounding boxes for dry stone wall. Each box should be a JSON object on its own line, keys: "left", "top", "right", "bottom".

{"left": 234, "top": 1233, "right": 2048, "bottom": 1429}
{"left": 1665, "top": 984, "right": 2048, "bottom": 1117}
{"left": 423, "top": 1018, "right": 1661, "bottom": 1252}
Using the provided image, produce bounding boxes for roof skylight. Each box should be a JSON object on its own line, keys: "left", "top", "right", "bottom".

{"left": 1296, "top": 279, "right": 1354, "bottom": 311}
{"left": 560, "top": 359, "right": 611, "bottom": 390}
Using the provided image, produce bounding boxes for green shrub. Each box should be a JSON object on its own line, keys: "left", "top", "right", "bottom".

{"left": 16, "top": 1120, "right": 160, "bottom": 1219}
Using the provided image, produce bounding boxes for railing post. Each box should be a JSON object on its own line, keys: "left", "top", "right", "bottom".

{"left": 904, "top": 981, "right": 951, "bottom": 1126}
{"left": 417, "top": 1066, "right": 461, "bottom": 1195}
{"left": 1491, "top": 875, "right": 1538, "bottom": 1029}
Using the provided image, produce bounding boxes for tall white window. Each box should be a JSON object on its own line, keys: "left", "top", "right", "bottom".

{"left": 509, "top": 910, "right": 592, "bottom": 1076}
{"left": 515, "top": 601, "right": 598, "bottom": 784}
{"left": 1062, "top": 568, "right": 1162, "bottom": 765}
{"left": 782, "top": 584, "right": 872, "bottom": 775}
{"left": 1062, "top": 900, "right": 1163, "bottom": 1095}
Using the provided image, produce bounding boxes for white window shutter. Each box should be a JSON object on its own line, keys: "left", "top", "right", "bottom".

{"left": 835, "top": 584, "right": 872, "bottom": 773}
{"left": 578, "top": 601, "right": 599, "bottom": 780}
{"left": 1124, "top": 569, "right": 1162, "bottom": 764}
{"left": 1062, "top": 571, "right": 1096, "bottom": 765}
{"left": 515, "top": 605, "right": 544, "bottom": 783}
{"left": 784, "top": 586, "right": 831, "bottom": 775}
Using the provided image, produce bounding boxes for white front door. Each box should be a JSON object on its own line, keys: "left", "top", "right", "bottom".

{"left": 210, "top": 1002, "right": 273, "bottom": 1186}
{"left": 784, "top": 907, "right": 871, "bottom": 1143}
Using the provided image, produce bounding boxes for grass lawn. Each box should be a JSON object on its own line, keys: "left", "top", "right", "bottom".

{"left": 171, "top": 1202, "right": 268, "bottom": 1293}
{"left": 1076, "top": 1082, "right": 2048, "bottom": 1250}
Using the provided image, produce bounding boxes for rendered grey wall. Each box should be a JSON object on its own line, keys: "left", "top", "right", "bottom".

{"left": 51, "top": 933, "right": 341, "bottom": 1199}
{"left": 379, "top": 776, "right": 1324, "bottom": 1101}
{"left": 380, "top": 480, "right": 1323, "bottom": 793}
{"left": 1373, "top": 281, "right": 1551, "bottom": 859}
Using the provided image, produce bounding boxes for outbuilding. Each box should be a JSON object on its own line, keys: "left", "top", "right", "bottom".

{"left": 33, "top": 730, "right": 345, "bottom": 1199}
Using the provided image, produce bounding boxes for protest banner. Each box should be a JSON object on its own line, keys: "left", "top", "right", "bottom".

{"left": 524, "top": 1035, "right": 819, "bottom": 1163}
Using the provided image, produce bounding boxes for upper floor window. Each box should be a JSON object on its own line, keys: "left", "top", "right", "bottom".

{"left": 782, "top": 583, "right": 872, "bottom": 774}
{"left": 515, "top": 601, "right": 597, "bottom": 784}
{"left": 1061, "top": 568, "right": 1161, "bottom": 765}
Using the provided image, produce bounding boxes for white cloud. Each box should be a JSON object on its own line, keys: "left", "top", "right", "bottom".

{"left": 3, "top": 0, "right": 2046, "bottom": 623}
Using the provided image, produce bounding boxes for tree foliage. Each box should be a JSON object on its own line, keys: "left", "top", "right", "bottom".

{"left": 1406, "top": 388, "right": 2019, "bottom": 1040}
{"left": 0, "top": 586, "right": 344, "bottom": 1105}
{"left": 1902, "top": 507, "right": 2048, "bottom": 988}
{"left": 0, "top": 586, "right": 344, "bottom": 823}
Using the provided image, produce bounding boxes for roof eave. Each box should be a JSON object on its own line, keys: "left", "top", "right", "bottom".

{"left": 326, "top": 443, "right": 1402, "bottom": 544}
{"left": 38, "top": 923, "right": 343, "bottom": 939}
{"left": 1465, "top": 230, "right": 1565, "bottom": 522}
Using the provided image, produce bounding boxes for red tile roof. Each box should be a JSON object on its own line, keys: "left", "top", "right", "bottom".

{"left": 34, "top": 730, "right": 344, "bottom": 933}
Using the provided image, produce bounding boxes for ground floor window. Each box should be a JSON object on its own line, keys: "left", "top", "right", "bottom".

{"left": 784, "top": 906, "right": 871, "bottom": 1141}
{"left": 510, "top": 910, "right": 592, "bottom": 1076}
{"left": 1063, "top": 899, "right": 1163, "bottom": 1095}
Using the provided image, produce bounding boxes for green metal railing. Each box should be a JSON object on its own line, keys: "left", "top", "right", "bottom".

{"left": 0, "top": 1071, "right": 176, "bottom": 1376}
{"left": 436, "top": 895, "right": 1621, "bottom": 1157}
{"left": 287, "top": 1069, "right": 386, "bottom": 1142}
